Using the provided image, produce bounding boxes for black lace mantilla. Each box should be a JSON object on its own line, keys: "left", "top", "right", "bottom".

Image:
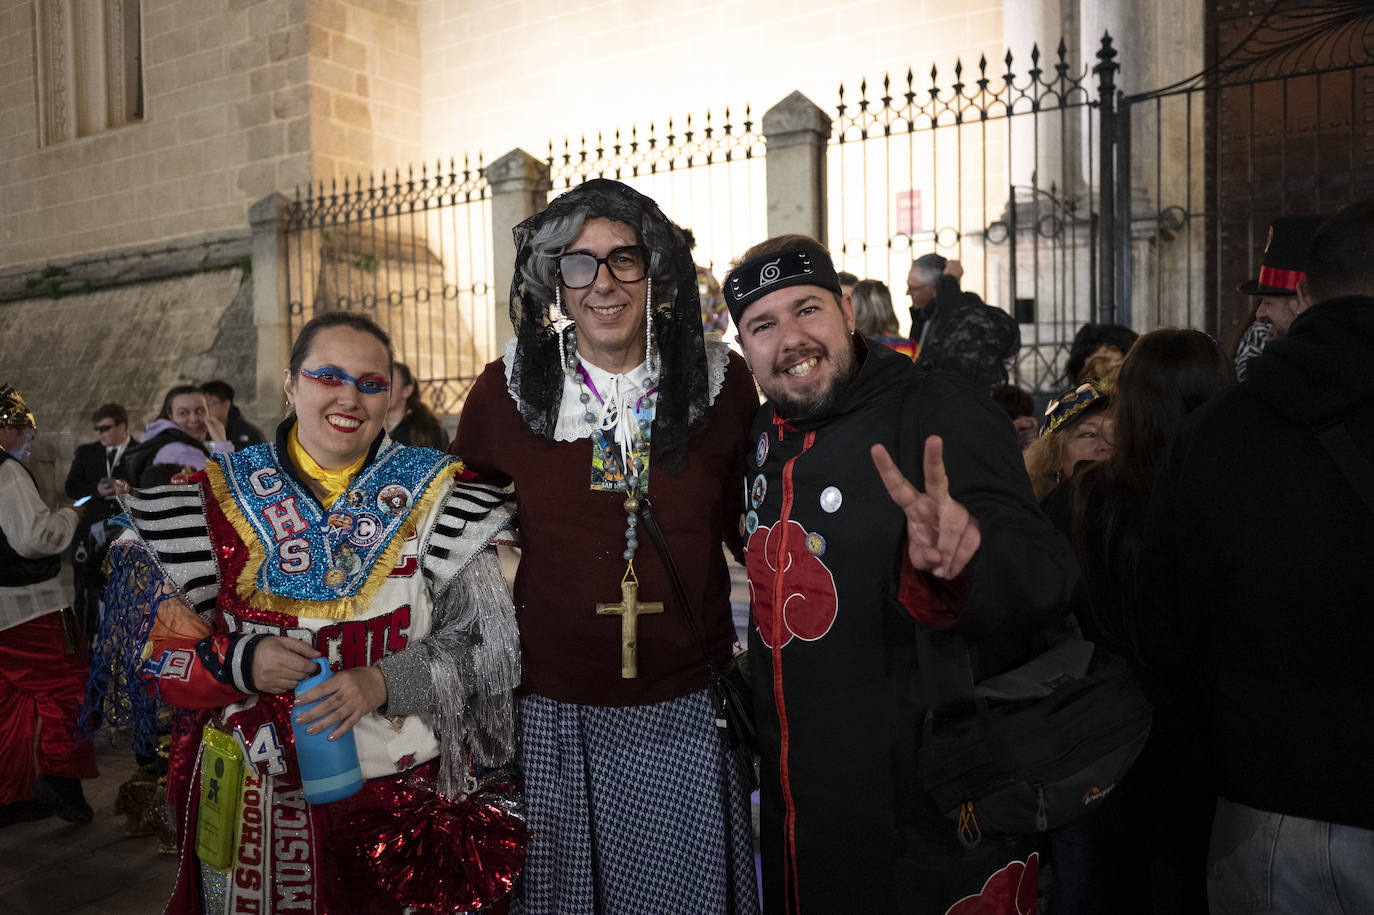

{"left": 508, "top": 179, "right": 710, "bottom": 469}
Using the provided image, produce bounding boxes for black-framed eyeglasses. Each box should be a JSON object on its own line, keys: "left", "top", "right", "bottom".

{"left": 93, "top": 423, "right": 116, "bottom": 433}
{"left": 557, "top": 246, "right": 648, "bottom": 289}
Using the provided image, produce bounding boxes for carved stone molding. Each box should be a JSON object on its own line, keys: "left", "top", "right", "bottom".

{"left": 34, "top": 0, "right": 142, "bottom": 147}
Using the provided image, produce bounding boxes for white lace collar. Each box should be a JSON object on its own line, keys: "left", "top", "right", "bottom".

{"left": 502, "top": 338, "right": 732, "bottom": 443}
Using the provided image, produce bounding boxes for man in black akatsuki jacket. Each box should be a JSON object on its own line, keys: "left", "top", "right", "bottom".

{"left": 724, "top": 237, "right": 1078, "bottom": 913}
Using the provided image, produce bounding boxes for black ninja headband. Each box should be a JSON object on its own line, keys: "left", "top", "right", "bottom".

{"left": 724, "top": 239, "right": 842, "bottom": 324}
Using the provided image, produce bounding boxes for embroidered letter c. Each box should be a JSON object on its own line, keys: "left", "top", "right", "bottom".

{"left": 249, "top": 468, "right": 283, "bottom": 497}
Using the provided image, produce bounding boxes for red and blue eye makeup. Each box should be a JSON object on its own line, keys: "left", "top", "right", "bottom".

{"left": 300, "top": 365, "right": 391, "bottom": 396}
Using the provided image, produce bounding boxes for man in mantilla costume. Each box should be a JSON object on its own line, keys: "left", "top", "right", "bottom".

{"left": 453, "top": 179, "right": 760, "bottom": 914}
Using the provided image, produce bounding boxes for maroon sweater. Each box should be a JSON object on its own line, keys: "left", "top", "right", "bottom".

{"left": 453, "top": 352, "right": 758, "bottom": 706}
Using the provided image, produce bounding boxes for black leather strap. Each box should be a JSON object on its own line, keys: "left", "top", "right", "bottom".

{"left": 637, "top": 495, "right": 713, "bottom": 670}
{"left": 1315, "top": 420, "right": 1374, "bottom": 518}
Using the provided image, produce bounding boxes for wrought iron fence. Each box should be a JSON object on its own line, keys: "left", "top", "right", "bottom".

{"left": 277, "top": 3, "right": 1374, "bottom": 408}
{"left": 827, "top": 39, "right": 1109, "bottom": 394}
{"left": 283, "top": 158, "right": 493, "bottom": 414}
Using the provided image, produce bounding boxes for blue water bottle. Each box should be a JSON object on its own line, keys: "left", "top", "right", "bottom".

{"left": 292, "top": 658, "right": 363, "bottom": 804}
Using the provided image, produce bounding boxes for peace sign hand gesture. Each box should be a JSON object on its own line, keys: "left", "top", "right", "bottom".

{"left": 870, "top": 436, "right": 981, "bottom": 579}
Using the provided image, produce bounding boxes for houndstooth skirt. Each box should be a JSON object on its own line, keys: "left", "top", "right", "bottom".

{"left": 510, "top": 690, "right": 759, "bottom": 915}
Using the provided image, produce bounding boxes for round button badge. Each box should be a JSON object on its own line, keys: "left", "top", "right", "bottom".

{"left": 751, "top": 474, "right": 767, "bottom": 508}
{"left": 820, "top": 486, "right": 843, "bottom": 513}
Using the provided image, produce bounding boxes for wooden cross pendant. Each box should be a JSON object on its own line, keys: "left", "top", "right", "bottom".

{"left": 596, "top": 578, "right": 664, "bottom": 678}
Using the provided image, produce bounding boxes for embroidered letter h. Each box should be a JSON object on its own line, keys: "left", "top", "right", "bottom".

{"left": 263, "top": 497, "right": 309, "bottom": 542}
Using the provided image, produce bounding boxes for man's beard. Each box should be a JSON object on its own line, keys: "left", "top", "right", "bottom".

{"left": 764, "top": 343, "right": 859, "bottom": 420}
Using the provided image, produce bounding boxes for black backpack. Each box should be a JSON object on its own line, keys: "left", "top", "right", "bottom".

{"left": 914, "top": 624, "right": 1153, "bottom": 848}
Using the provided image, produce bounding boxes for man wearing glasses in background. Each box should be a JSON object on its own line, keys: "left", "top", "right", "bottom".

{"left": 64, "top": 403, "right": 131, "bottom": 642}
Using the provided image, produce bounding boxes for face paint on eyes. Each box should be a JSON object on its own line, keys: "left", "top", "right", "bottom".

{"left": 300, "top": 365, "right": 391, "bottom": 395}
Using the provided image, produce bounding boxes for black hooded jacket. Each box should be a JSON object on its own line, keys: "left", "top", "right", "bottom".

{"left": 1140, "top": 295, "right": 1374, "bottom": 830}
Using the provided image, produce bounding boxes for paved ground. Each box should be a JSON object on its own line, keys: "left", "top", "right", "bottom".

{"left": 0, "top": 555, "right": 755, "bottom": 914}
{"left": 0, "top": 742, "right": 179, "bottom": 914}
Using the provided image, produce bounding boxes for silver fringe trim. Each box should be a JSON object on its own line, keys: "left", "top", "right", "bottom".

{"left": 425, "top": 548, "right": 521, "bottom": 798}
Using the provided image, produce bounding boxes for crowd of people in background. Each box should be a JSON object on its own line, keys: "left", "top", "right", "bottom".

{"left": 1, "top": 190, "right": 1371, "bottom": 914}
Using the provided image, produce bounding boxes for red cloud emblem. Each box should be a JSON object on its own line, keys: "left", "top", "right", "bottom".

{"left": 746, "top": 519, "right": 839, "bottom": 648}
{"left": 944, "top": 852, "right": 1039, "bottom": 915}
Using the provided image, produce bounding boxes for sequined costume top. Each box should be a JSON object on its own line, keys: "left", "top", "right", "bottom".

{"left": 99, "top": 428, "right": 521, "bottom": 913}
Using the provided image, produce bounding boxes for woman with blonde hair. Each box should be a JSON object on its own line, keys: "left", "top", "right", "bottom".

{"left": 1023, "top": 383, "right": 1113, "bottom": 501}
{"left": 853, "top": 278, "right": 919, "bottom": 358}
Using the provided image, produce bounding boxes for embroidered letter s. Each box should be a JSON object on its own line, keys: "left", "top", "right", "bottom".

{"left": 278, "top": 537, "right": 311, "bottom": 573}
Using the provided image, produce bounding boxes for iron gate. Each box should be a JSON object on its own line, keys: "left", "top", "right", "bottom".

{"left": 827, "top": 38, "right": 1117, "bottom": 394}
{"left": 1111, "top": 0, "right": 1374, "bottom": 348}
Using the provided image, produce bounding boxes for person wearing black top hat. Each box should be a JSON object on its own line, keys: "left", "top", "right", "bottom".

{"left": 1232, "top": 216, "right": 1327, "bottom": 381}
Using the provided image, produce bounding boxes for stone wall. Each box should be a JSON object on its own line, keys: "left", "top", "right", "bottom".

{"left": 0, "top": 0, "right": 313, "bottom": 268}
{"left": 0, "top": 266, "right": 259, "bottom": 505}
{"left": 309, "top": 0, "right": 422, "bottom": 180}
{"left": 417, "top": 0, "right": 1005, "bottom": 166}
{"left": 0, "top": 0, "right": 422, "bottom": 271}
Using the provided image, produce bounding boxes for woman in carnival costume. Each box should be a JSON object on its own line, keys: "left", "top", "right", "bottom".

{"left": 453, "top": 179, "right": 760, "bottom": 914}
{"left": 96, "top": 312, "right": 524, "bottom": 914}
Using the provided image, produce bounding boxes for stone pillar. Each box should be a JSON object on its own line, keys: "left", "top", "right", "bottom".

{"left": 762, "top": 91, "right": 832, "bottom": 243}
{"left": 487, "top": 149, "right": 550, "bottom": 351}
{"left": 249, "top": 192, "right": 291, "bottom": 420}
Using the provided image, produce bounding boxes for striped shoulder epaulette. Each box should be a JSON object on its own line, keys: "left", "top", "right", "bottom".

{"left": 121, "top": 484, "right": 218, "bottom": 615}
{"left": 421, "top": 479, "right": 515, "bottom": 593}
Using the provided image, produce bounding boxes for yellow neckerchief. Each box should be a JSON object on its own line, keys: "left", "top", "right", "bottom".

{"left": 286, "top": 424, "right": 367, "bottom": 508}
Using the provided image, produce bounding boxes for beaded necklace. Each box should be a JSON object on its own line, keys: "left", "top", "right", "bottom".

{"left": 571, "top": 363, "right": 657, "bottom": 564}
